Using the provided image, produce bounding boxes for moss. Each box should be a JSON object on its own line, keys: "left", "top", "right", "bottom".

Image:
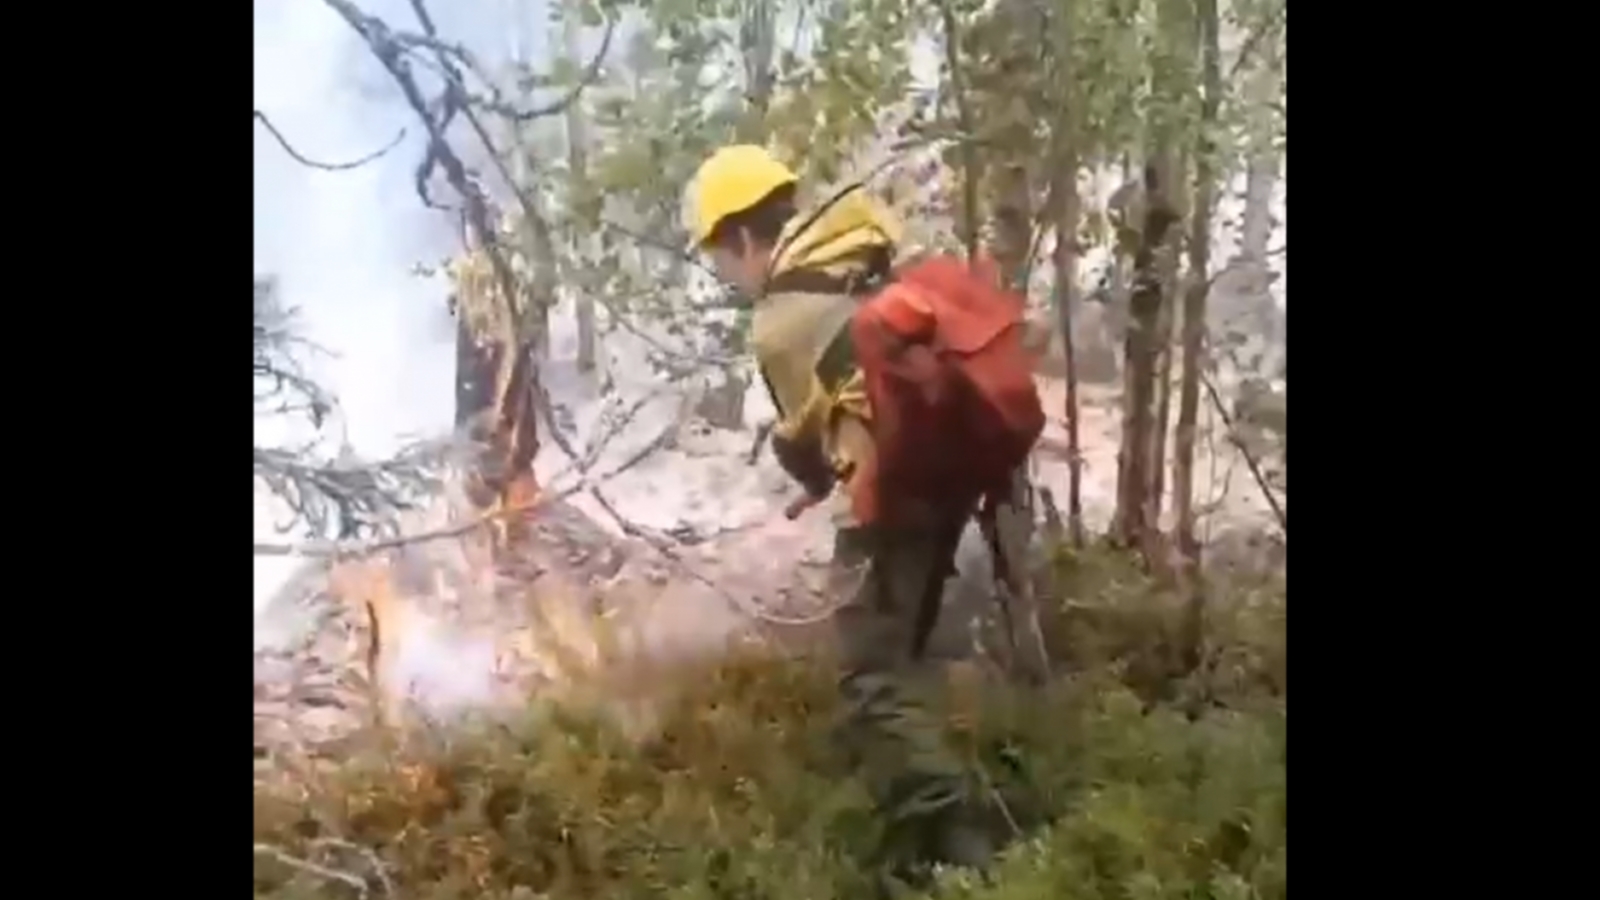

{"left": 254, "top": 545, "right": 1285, "bottom": 899}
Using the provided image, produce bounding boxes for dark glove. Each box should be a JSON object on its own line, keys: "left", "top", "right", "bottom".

{"left": 770, "top": 431, "right": 836, "bottom": 499}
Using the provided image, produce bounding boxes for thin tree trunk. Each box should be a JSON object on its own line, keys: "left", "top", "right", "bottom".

{"left": 1148, "top": 146, "right": 1188, "bottom": 529}
{"left": 453, "top": 304, "right": 499, "bottom": 431}
{"left": 991, "top": 162, "right": 1033, "bottom": 292}
{"left": 1112, "top": 310, "right": 1133, "bottom": 538}
{"left": 1053, "top": 167, "right": 1085, "bottom": 549}
{"left": 453, "top": 303, "right": 542, "bottom": 535}
{"left": 973, "top": 0, "right": 1046, "bottom": 290}
{"left": 939, "top": 0, "right": 983, "bottom": 264}
{"left": 1113, "top": 160, "right": 1178, "bottom": 551}
{"left": 1235, "top": 55, "right": 1281, "bottom": 341}
{"left": 1174, "top": 0, "right": 1221, "bottom": 671}
{"left": 738, "top": 0, "right": 776, "bottom": 140}
{"left": 452, "top": 275, "right": 513, "bottom": 516}
{"left": 1240, "top": 156, "right": 1275, "bottom": 264}
{"left": 1218, "top": 5, "right": 1284, "bottom": 364}
{"left": 564, "top": 9, "right": 597, "bottom": 373}
{"left": 1146, "top": 229, "right": 1176, "bottom": 527}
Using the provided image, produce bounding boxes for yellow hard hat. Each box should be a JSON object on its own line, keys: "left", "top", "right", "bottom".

{"left": 685, "top": 145, "right": 799, "bottom": 246}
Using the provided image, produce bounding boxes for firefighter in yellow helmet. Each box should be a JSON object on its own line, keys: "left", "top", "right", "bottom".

{"left": 686, "top": 145, "right": 999, "bottom": 878}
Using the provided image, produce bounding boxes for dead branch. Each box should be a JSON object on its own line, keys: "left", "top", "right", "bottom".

{"left": 596, "top": 217, "right": 720, "bottom": 278}
{"left": 254, "top": 110, "right": 406, "bottom": 171}
{"left": 538, "top": 375, "right": 685, "bottom": 491}
{"left": 551, "top": 385, "right": 698, "bottom": 494}
{"left": 254, "top": 839, "right": 393, "bottom": 899}
{"left": 254, "top": 279, "right": 335, "bottom": 424}
{"left": 321, "top": 0, "right": 522, "bottom": 378}
{"left": 394, "top": 1, "right": 607, "bottom": 469}
{"left": 255, "top": 497, "right": 536, "bottom": 558}
{"left": 311, "top": 838, "right": 397, "bottom": 898}
{"left": 588, "top": 484, "right": 843, "bottom": 628}
{"left": 1199, "top": 371, "right": 1286, "bottom": 534}
{"left": 748, "top": 419, "right": 776, "bottom": 463}
{"left": 588, "top": 289, "right": 744, "bottom": 368}
{"left": 255, "top": 844, "right": 366, "bottom": 894}
{"left": 1198, "top": 387, "right": 1239, "bottom": 544}
{"left": 1227, "top": 1, "right": 1288, "bottom": 82}
{"left": 394, "top": 0, "right": 615, "bottom": 123}
{"left": 1016, "top": 202, "right": 1054, "bottom": 296}
{"left": 579, "top": 387, "right": 676, "bottom": 471}
{"left": 320, "top": 0, "right": 613, "bottom": 489}
{"left": 492, "top": 17, "right": 615, "bottom": 121}
{"left": 549, "top": 390, "right": 846, "bottom": 628}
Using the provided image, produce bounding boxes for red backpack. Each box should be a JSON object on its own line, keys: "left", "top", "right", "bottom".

{"left": 850, "top": 254, "right": 1045, "bottom": 524}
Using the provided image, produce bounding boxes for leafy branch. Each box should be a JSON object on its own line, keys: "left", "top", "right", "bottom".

{"left": 253, "top": 445, "right": 441, "bottom": 543}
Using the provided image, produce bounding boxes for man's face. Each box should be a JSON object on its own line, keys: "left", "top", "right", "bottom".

{"left": 706, "top": 228, "right": 770, "bottom": 298}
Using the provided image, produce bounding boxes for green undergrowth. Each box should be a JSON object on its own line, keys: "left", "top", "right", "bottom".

{"left": 254, "top": 544, "right": 1286, "bottom": 900}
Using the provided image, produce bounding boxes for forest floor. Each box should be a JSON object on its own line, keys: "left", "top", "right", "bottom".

{"left": 254, "top": 542, "right": 1286, "bottom": 899}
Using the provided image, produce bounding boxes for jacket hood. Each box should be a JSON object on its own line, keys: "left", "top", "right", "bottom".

{"left": 768, "top": 187, "right": 904, "bottom": 282}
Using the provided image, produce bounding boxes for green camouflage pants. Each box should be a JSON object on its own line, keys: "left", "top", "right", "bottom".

{"left": 829, "top": 517, "right": 971, "bottom": 830}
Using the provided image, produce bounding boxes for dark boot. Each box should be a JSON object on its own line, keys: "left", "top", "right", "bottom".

{"left": 875, "top": 806, "right": 1000, "bottom": 896}
{"left": 927, "top": 805, "right": 999, "bottom": 870}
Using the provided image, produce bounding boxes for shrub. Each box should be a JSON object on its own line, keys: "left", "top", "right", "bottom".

{"left": 254, "top": 545, "right": 1285, "bottom": 899}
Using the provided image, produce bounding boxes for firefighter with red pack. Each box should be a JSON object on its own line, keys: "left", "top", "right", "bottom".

{"left": 685, "top": 145, "right": 1045, "bottom": 875}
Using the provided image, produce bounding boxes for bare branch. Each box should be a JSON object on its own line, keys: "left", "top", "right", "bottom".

{"left": 589, "top": 289, "right": 744, "bottom": 368}
{"left": 254, "top": 110, "right": 406, "bottom": 171}
{"left": 1228, "top": 2, "right": 1288, "bottom": 82}
{"left": 596, "top": 217, "right": 719, "bottom": 278}
{"left": 254, "top": 279, "right": 336, "bottom": 424}
{"left": 386, "top": 2, "right": 615, "bottom": 122}
{"left": 578, "top": 387, "right": 676, "bottom": 471}
{"left": 322, "top": 0, "right": 618, "bottom": 481}
{"left": 492, "top": 16, "right": 616, "bottom": 121}
{"left": 255, "top": 844, "right": 368, "bottom": 894}
{"left": 254, "top": 839, "right": 393, "bottom": 898}
{"left": 589, "top": 483, "right": 845, "bottom": 628}
{"left": 748, "top": 419, "right": 776, "bottom": 464}
{"left": 566, "top": 387, "right": 848, "bottom": 628}
{"left": 253, "top": 493, "right": 536, "bottom": 558}
{"left": 322, "top": 0, "right": 544, "bottom": 484}
{"left": 1198, "top": 371, "right": 1287, "bottom": 535}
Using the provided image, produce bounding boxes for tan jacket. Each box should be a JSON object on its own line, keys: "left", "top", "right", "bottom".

{"left": 752, "top": 189, "right": 905, "bottom": 524}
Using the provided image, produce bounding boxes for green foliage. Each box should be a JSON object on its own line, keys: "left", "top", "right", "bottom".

{"left": 417, "top": 0, "right": 1288, "bottom": 377}
{"left": 254, "top": 546, "right": 1285, "bottom": 899}
{"left": 572, "top": 0, "right": 928, "bottom": 356}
